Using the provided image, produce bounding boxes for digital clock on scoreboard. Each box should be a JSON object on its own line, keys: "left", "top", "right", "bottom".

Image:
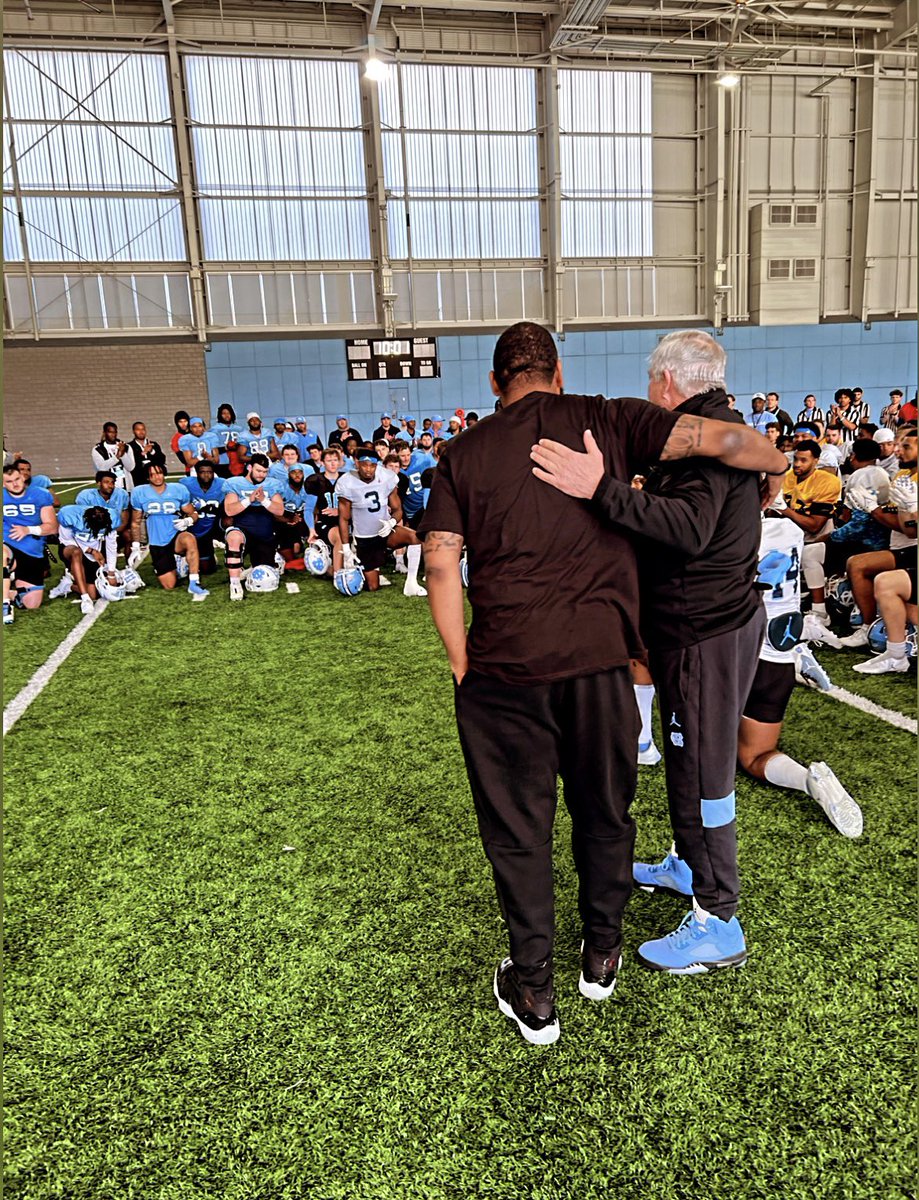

{"left": 346, "top": 337, "right": 440, "bottom": 381}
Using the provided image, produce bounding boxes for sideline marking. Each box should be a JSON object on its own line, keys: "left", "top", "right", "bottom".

{"left": 820, "top": 684, "right": 917, "bottom": 735}
{"left": 3, "top": 600, "right": 108, "bottom": 735}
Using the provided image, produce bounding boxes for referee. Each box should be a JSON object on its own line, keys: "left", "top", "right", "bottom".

{"left": 421, "top": 323, "right": 787, "bottom": 1045}
{"left": 531, "top": 330, "right": 778, "bottom": 977}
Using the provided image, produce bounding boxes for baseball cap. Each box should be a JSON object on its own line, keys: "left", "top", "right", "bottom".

{"left": 294, "top": 416, "right": 306, "bottom": 423}
{"left": 246, "top": 410, "right": 260, "bottom": 421}
{"left": 380, "top": 411, "right": 392, "bottom": 419}
{"left": 273, "top": 417, "right": 287, "bottom": 426}
{"left": 402, "top": 414, "right": 415, "bottom": 422}
{"left": 432, "top": 414, "right": 444, "bottom": 422}
{"left": 875, "top": 428, "right": 895, "bottom": 444}
{"left": 751, "top": 392, "right": 766, "bottom": 402}
{"left": 337, "top": 413, "right": 348, "bottom": 421}
{"left": 355, "top": 448, "right": 379, "bottom": 462}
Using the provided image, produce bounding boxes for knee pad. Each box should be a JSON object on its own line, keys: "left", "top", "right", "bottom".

{"left": 802, "top": 542, "right": 827, "bottom": 591}
{"left": 225, "top": 548, "right": 244, "bottom": 569}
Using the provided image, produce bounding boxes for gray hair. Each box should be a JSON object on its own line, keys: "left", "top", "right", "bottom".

{"left": 648, "top": 330, "right": 726, "bottom": 397}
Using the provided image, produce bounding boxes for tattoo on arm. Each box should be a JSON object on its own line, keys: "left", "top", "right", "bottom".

{"left": 660, "top": 415, "right": 705, "bottom": 461}
{"left": 424, "top": 530, "right": 464, "bottom": 552}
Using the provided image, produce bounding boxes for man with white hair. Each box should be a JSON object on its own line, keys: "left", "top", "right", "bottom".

{"left": 531, "top": 329, "right": 778, "bottom": 977}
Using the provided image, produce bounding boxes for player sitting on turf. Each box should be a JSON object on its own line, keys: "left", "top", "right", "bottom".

{"left": 2, "top": 462, "right": 57, "bottom": 616}
{"left": 57, "top": 504, "right": 115, "bottom": 616}
{"left": 129, "top": 464, "right": 209, "bottom": 601}
{"left": 335, "top": 447, "right": 426, "bottom": 596}
{"left": 221, "top": 453, "right": 284, "bottom": 601}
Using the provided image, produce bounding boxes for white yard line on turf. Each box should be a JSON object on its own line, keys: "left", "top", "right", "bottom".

{"left": 821, "top": 685, "right": 917, "bottom": 735}
{"left": 3, "top": 600, "right": 108, "bottom": 736}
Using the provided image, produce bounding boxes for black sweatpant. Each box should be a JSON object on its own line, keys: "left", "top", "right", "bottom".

{"left": 454, "top": 666, "right": 638, "bottom": 988}
{"left": 649, "top": 608, "right": 765, "bottom": 921}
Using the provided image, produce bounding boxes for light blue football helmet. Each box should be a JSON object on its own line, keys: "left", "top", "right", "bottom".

{"left": 334, "top": 566, "right": 364, "bottom": 596}
{"left": 867, "top": 618, "right": 917, "bottom": 655}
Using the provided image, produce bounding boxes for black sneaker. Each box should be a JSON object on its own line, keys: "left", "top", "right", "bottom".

{"left": 493, "top": 958, "right": 560, "bottom": 1045}
{"left": 578, "top": 941, "right": 623, "bottom": 1001}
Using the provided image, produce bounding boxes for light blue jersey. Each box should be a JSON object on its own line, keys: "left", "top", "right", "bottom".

{"left": 224, "top": 475, "right": 281, "bottom": 538}
{"left": 402, "top": 450, "right": 437, "bottom": 517}
{"left": 279, "top": 480, "right": 316, "bottom": 522}
{"left": 275, "top": 431, "right": 300, "bottom": 453}
{"left": 178, "top": 431, "right": 220, "bottom": 463}
{"left": 296, "top": 430, "right": 321, "bottom": 458}
{"left": 268, "top": 459, "right": 308, "bottom": 484}
{"left": 57, "top": 504, "right": 107, "bottom": 550}
{"left": 184, "top": 475, "right": 227, "bottom": 536}
{"left": 239, "top": 428, "right": 274, "bottom": 457}
{"left": 131, "top": 482, "right": 191, "bottom": 547}
{"left": 31, "top": 473, "right": 53, "bottom": 491}
{"left": 2, "top": 483, "right": 53, "bottom": 559}
{"left": 212, "top": 422, "right": 244, "bottom": 465}
{"left": 77, "top": 487, "right": 130, "bottom": 518}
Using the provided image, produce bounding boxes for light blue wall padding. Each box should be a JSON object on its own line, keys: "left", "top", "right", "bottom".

{"left": 205, "top": 321, "right": 916, "bottom": 442}
{"left": 701, "top": 793, "right": 736, "bottom": 829}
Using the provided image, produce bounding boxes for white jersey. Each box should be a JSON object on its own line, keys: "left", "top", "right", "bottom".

{"left": 889, "top": 467, "right": 918, "bottom": 550}
{"left": 335, "top": 468, "right": 399, "bottom": 539}
{"left": 756, "top": 518, "right": 804, "bottom": 664}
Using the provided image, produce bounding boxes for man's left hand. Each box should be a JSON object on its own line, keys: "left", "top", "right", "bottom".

{"left": 530, "top": 429, "right": 605, "bottom": 499}
{"left": 759, "top": 472, "right": 784, "bottom": 511}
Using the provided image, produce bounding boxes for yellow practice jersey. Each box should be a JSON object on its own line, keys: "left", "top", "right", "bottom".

{"left": 783, "top": 467, "right": 841, "bottom": 522}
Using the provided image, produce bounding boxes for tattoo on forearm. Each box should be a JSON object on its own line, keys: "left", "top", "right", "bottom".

{"left": 660, "top": 415, "right": 705, "bottom": 461}
{"left": 424, "top": 530, "right": 464, "bottom": 551}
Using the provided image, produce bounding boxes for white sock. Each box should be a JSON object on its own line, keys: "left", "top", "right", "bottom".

{"left": 406, "top": 543, "right": 421, "bottom": 583}
{"left": 634, "top": 684, "right": 655, "bottom": 747}
{"left": 813, "top": 602, "right": 827, "bottom": 616}
{"left": 189, "top": 573, "right": 199, "bottom": 584}
{"left": 764, "top": 753, "right": 809, "bottom": 793}
{"left": 886, "top": 640, "right": 907, "bottom": 660}
{"left": 692, "top": 898, "right": 715, "bottom": 923}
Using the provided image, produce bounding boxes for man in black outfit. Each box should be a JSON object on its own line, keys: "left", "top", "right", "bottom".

{"left": 421, "top": 323, "right": 786, "bottom": 1045}
{"left": 532, "top": 329, "right": 776, "bottom": 978}
{"left": 126, "top": 421, "right": 167, "bottom": 491}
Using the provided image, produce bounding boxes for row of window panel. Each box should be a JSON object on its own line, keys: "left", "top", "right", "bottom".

{"left": 5, "top": 50, "right": 172, "bottom": 123}
{"left": 4, "top": 121, "right": 178, "bottom": 192}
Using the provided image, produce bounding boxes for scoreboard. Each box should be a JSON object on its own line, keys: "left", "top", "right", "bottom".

{"left": 346, "top": 337, "right": 440, "bottom": 381}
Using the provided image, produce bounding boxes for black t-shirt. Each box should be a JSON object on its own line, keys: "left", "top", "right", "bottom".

{"left": 328, "top": 427, "right": 362, "bottom": 447}
{"left": 305, "top": 472, "right": 341, "bottom": 524}
{"left": 419, "top": 391, "right": 679, "bottom": 685}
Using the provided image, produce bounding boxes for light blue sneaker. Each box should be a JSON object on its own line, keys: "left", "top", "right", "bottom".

{"left": 188, "top": 580, "right": 209, "bottom": 602}
{"left": 633, "top": 851, "right": 694, "bottom": 898}
{"left": 638, "top": 909, "right": 747, "bottom": 974}
{"left": 794, "top": 644, "right": 832, "bottom": 691}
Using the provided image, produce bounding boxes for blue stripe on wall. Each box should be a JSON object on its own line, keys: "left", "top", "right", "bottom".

{"left": 204, "top": 321, "right": 916, "bottom": 443}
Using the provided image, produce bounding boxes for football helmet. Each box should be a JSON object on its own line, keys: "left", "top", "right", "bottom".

{"left": 825, "top": 575, "right": 855, "bottom": 626}
{"left": 95, "top": 567, "right": 126, "bottom": 602}
{"left": 460, "top": 553, "right": 469, "bottom": 588}
{"left": 334, "top": 566, "right": 365, "bottom": 596}
{"left": 245, "top": 564, "right": 280, "bottom": 592}
{"left": 867, "top": 618, "right": 917, "bottom": 655}
{"left": 305, "top": 542, "right": 331, "bottom": 576}
{"left": 121, "top": 567, "right": 145, "bottom": 594}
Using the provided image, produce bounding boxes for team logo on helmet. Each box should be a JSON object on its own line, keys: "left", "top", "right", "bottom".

{"left": 95, "top": 568, "right": 126, "bottom": 602}
{"left": 333, "top": 566, "right": 364, "bottom": 596}
{"left": 305, "top": 542, "right": 331, "bottom": 576}
{"left": 245, "top": 564, "right": 280, "bottom": 592}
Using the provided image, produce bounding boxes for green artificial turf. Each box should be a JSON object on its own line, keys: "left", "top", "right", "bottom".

{"left": 3, "top": 566, "right": 915, "bottom": 1200}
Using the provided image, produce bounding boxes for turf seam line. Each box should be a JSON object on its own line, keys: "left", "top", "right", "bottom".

{"left": 819, "top": 684, "right": 917, "bottom": 734}
{"left": 3, "top": 599, "right": 109, "bottom": 735}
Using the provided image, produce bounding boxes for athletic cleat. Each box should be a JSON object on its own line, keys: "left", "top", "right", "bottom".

{"left": 794, "top": 645, "right": 832, "bottom": 691}
{"left": 3, "top": 602, "right": 13, "bottom": 626}
{"left": 809, "top": 611, "right": 831, "bottom": 627}
{"left": 805, "top": 762, "right": 863, "bottom": 838}
{"left": 79, "top": 593, "right": 95, "bottom": 616}
{"left": 377, "top": 575, "right": 392, "bottom": 587}
{"left": 633, "top": 851, "right": 694, "bottom": 898}
{"left": 578, "top": 942, "right": 623, "bottom": 1002}
{"left": 852, "top": 651, "right": 909, "bottom": 675}
{"left": 802, "top": 613, "right": 843, "bottom": 648}
{"left": 493, "top": 958, "right": 560, "bottom": 1045}
{"left": 49, "top": 571, "right": 74, "bottom": 600}
{"left": 394, "top": 559, "right": 409, "bottom": 574}
{"left": 838, "top": 625, "right": 870, "bottom": 649}
{"left": 403, "top": 581, "right": 428, "bottom": 598}
{"left": 637, "top": 910, "right": 747, "bottom": 974}
{"left": 174, "top": 555, "right": 189, "bottom": 580}
{"left": 229, "top": 580, "right": 245, "bottom": 602}
{"left": 637, "top": 740, "right": 662, "bottom": 766}
{"left": 188, "top": 580, "right": 209, "bottom": 602}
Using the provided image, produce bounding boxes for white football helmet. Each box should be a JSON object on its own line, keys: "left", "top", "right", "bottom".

{"left": 95, "top": 567, "right": 126, "bottom": 601}
{"left": 305, "top": 542, "right": 331, "bottom": 576}
{"left": 245, "top": 564, "right": 280, "bottom": 592}
{"left": 121, "top": 566, "right": 146, "bottom": 594}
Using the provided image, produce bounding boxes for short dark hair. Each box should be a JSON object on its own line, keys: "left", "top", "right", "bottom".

{"left": 466, "top": 412, "right": 479, "bottom": 422}
{"left": 95, "top": 470, "right": 116, "bottom": 483}
{"left": 851, "top": 438, "right": 879, "bottom": 463}
{"left": 826, "top": 423, "right": 844, "bottom": 433}
{"left": 194, "top": 459, "right": 215, "bottom": 474}
{"left": 898, "top": 425, "right": 917, "bottom": 439}
{"left": 249, "top": 453, "right": 270, "bottom": 469}
{"left": 3, "top": 463, "right": 19, "bottom": 476}
{"left": 765, "top": 421, "right": 779, "bottom": 431}
{"left": 794, "top": 440, "right": 822, "bottom": 458}
{"left": 859, "top": 422, "right": 878, "bottom": 438}
{"left": 307, "top": 443, "right": 321, "bottom": 453}
{"left": 12, "top": 457, "right": 30, "bottom": 469}
{"left": 492, "top": 322, "right": 558, "bottom": 393}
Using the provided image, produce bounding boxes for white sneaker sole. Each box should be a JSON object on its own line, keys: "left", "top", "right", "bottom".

{"left": 578, "top": 954, "right": 623, "bottom": 1001}
{"left": 637, "top": 950, "right": 747, "bottom": 975}
{"left": 190, "top": 593, "right": 209, "bottom": 602}
{"left": 493, "top": 969, "right": 560, "bottom": 1045}
{"left": 637, "top": 744, "right": 662, "bottom": 766}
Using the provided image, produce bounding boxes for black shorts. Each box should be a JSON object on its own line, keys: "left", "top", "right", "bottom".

{"left": 314, "top": 517, "right": 338, "bottom": 547}
{"left": 275, "top": 517, "right": 307, "bottom": 551}
{"left": 150, "top": 538, "right": 179, "bottom": 577}
{"left": 194, "top": 527, "right": 218, "bottom": 565}
{"left": 355, "top": 535, "right": 389, "bottom": 572}
{"left": 224, "top": 530, "right": 276, "bottom": 568}
{"left": 892, "top": 546, "right": 917, "bottom": 604}
{"left": 13, "top": 549, "right": 44, "bottom": 587}
{"left": 743, "top": 658, "right": 796, "bottom": 725}
{"left": 404, "top": 508, "right": 425, "bottom": 531}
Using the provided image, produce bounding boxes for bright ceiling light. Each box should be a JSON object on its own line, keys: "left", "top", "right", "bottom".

{"left": 365, "top": 56, "right": 390, "bottom": 82}
{"left": 717, "top": 72, "right": 741, "bottom": 88}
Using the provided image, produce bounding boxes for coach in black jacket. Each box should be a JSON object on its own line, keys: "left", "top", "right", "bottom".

{"left": 531, "top": 329, "right": 782, "bottom": 975}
